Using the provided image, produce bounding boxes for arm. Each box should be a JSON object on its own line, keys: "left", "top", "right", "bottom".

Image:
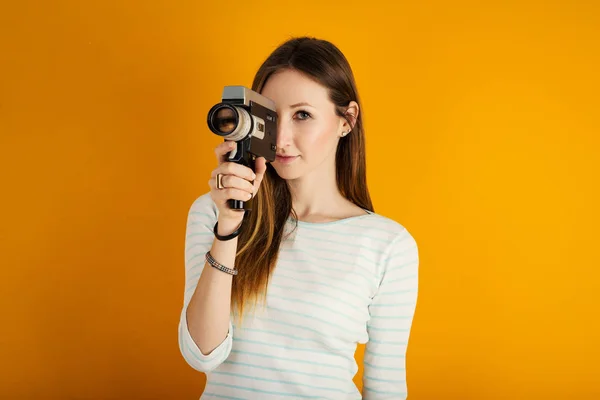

{"left": 178, "top": 194, "right": 240, "bottom": 372}
{"left": 363, "top": 229, "right": 419, "bottom": 399}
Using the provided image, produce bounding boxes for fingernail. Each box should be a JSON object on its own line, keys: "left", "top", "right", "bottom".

{"left": 252, "top": 173, "right": 256, "bottom": 179}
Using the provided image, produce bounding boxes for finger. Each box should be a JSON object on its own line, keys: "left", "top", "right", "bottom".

{"left": 210, "top": 161, "right": 254, "bottom": 181}
{"left": 253, "top": 157, "right": 268, "bottom": 194}
{"left": 255, "top": 157, "right": 267, "bottom": 176}
{"left": 212, "top": 162, "right": 256, "bottom": 181}
{"left": 214, "top": 141, "right": 237, "bottom": 164}
{"left": 211, "top": 163, "right": 256, "bottom": 181}
{"left": 218, "top": 188, "right": 253, "bottom": 202}
{"left": 215, "top": 174, "right": 254, "bottom": 194}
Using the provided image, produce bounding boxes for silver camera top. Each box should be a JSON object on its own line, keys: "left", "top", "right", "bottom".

{"left": 221, "top": 86, "right": 276, "bottom": 111}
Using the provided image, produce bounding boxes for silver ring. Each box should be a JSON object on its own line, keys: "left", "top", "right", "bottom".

{"left": 216, "top": 173, "right": 224, "bottom": 189}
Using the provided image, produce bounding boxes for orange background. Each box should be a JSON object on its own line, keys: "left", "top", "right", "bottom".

{"left": 1, "top": 1, "right": 599, "bottom": 399}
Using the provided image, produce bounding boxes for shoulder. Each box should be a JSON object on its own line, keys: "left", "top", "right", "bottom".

{"left": 363, "top": 214, "right": 419, "bottom": 288}
{"left": 336, "top": 210, "right": 418, "bottom": 262}
{"left": 341, "top": 211, "right": 419, "bottom": 285}
{"left": 187, "top": 191, "right": 218, "bottom": 222}
{"left": 359, "top": 212, "right": 419, "bottom": 270}
{"left": 355, "top": 211, "right": 418, "bottom": 250}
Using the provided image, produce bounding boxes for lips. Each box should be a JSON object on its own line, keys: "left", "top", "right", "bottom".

{"left": 275, "top": 155, "right": 299, "bottom": 164}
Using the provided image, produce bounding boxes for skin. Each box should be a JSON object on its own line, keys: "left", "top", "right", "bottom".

{"left": 261, "top": 68, "right": 365, "bottom": 222}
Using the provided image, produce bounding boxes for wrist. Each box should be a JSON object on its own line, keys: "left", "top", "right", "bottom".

{"left": 216, "top": 215, "right": 244, "bottom": 237}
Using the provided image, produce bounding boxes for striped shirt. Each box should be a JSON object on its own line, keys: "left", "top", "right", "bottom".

{"left": 178, "top": 192, "right": 419, "bottom": 399}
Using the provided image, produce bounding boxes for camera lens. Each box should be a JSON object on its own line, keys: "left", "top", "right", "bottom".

{"left": 207, "top": 103, "right": 252, "bottom": 141}
{"left": 212, "top": 107, "right": 236, "bottom": 134}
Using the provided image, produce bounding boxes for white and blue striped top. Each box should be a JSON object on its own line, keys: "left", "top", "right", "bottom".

{"left": 179, "top": 192, "right": 419, "bottom": 399}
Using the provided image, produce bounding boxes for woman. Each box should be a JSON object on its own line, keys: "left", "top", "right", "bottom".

{"left": 179, "top": 36, "right": 419, "bottom": 399}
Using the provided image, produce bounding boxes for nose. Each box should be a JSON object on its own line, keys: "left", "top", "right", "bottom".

{"left": 276, "top": 120, "right": 292, "bottom": 150}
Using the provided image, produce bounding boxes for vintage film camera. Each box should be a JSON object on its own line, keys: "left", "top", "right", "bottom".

{"left": 207, "top": 86, "right": 278, "bottom": 211}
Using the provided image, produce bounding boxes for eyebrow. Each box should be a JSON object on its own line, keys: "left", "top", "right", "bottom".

{"left": 289, "top": 102, "right": 313, "bottom": 108}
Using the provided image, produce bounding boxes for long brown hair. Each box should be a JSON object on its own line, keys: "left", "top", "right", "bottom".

{"left": 231, "top": 36, "right": 374, "bottom": 323}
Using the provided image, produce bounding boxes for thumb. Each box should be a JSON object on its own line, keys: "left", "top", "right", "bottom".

{"left": 253, "top": 157, "right": 268, "bottom": 190}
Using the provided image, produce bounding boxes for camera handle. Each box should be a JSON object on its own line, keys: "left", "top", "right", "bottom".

{"left": 214, "top": 143, "right": 255, "bottom": 241}
{"left": 225, "top": 139, "right": 256, "bottom": 212}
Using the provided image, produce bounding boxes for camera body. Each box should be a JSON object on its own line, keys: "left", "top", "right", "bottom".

{"left": 207, "top": 86, "right": 278, "bottom": 211}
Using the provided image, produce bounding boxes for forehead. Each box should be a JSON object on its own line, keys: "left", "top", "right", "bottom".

{"left": 261, "top": 69, "right": 332, "bottom": 110}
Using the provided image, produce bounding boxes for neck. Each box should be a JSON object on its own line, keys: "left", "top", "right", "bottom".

{"left": 286, "top": 162, "right": 345, "bottom": 219}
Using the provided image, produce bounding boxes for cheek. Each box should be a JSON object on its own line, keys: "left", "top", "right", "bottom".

{"left": 295, "top": 120, "right": 338, "bottom": 154}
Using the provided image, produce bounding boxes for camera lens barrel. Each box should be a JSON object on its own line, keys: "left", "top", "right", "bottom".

{"left": 207, "top": 103, "right": 253, "bottom": 141}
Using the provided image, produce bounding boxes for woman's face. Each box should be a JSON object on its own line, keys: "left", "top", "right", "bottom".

{"left": 261, "top": 69, "right": 352, "bottom": 181}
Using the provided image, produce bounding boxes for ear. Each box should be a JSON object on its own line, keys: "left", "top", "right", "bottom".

{"left": 340, "top": 101, "right": 359, "bottom": 136}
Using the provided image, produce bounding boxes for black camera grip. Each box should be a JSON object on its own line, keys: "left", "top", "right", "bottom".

{"left": 227, "top": 150, "right": 256, "bottom": 212}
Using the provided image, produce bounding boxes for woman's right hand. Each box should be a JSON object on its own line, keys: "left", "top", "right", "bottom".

{"left": 208, "top": 140, "right": 268, "bottom": 225}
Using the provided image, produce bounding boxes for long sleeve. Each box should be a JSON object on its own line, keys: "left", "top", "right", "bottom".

{"left": 178, "top": 193, "right": 234, "bottom": 372}
{"left": 363, "top": 229, "right": 419, "bottom": 399}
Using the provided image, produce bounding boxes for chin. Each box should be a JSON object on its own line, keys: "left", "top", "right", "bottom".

{"left": 271, "top": 164, "right": 305, "bottom": 181}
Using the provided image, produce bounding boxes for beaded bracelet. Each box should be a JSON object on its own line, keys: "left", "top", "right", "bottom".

{"left": 205, "top": 251, "right": 238, "bottom": 276}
